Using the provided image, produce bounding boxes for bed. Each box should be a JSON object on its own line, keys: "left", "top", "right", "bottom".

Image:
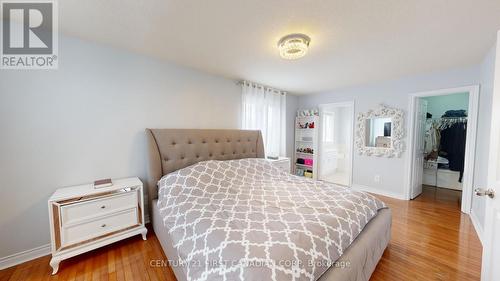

{"left": 146, "top": 129, "right": 391, "bottom": 281}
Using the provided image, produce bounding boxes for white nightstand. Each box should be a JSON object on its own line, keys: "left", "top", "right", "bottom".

{"left": 266, "top": 157, "right": 291, "bottom": 173}
{"left": 48, "top": 177, "right": 147, "bottom": 274}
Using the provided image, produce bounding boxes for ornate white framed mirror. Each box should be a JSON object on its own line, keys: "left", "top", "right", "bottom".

{"left": 355, "top": 104, "right": 405, "bottom": 157}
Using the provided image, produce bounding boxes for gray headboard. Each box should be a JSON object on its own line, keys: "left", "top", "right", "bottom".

{"left": 145, "top": 129, "right": 265, "bottom": 214}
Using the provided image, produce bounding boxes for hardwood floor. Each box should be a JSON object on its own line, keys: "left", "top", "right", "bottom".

{"left": 0, "top": 185, "right": 481, "bottom": 281}
{"left": 0, "top": 228, "right": 176, "bottom": 281}
{"left": 371, "top": 185, "right": 482, "bottom": 281}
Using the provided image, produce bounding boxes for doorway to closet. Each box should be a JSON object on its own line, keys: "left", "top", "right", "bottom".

{"left": 318, "top": 102, "right": 354, "bottom": 186}
{"left": 421, "top": 93, "right": 468, "bottom": 193}
{"left": 407, "top": 86, "right": 479, "bottom": 213}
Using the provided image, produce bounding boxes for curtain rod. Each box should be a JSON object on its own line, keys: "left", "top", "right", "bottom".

{"left": 235, "top": 80, "right": 286, "bottom": 95}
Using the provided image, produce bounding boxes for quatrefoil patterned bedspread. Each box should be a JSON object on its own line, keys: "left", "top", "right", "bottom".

{"left": 157, "top": 158, "right": 386, "bottom": 281}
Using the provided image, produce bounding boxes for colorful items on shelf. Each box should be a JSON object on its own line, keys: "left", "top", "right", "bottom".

{"left": 294, "top": 114, "right": 318, "bottom": 180}
{"left": 295, "top": 168, "right": 313, "bottom": 177}
{"left": 296, "top": 147, "right": 314, "bottom": 154}
{"left": 297, "top": 108, "right": 319, "bottom": 117}
{"left": 296, "top": 157, "right": 313, "bottom": 167}
{"left": 297, "top": 121, "right": 315, "bottom": 129}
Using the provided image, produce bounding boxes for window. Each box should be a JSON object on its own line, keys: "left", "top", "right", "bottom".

{"left": 241, "top": 81, "right": 286, "bottom": 158}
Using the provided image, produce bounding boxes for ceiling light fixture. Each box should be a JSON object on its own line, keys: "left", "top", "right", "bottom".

{"left": 277, "top": 33, "right": 311, "bottom": 60}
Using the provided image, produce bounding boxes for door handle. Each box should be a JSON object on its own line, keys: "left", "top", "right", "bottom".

{"left": 475, "top": 188, "right": 495, "bottom": 199}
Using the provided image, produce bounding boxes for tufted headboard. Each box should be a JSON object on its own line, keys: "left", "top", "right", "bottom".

{"left": 145, "top": 129, "right": 265, "bottom": 214}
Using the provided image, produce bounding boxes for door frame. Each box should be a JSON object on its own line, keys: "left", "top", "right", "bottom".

{"left": 405, "top": 85, "right": 480, "bottom": 213}
{"left": 318, "top": 101, "right": 355, "bottom": 187}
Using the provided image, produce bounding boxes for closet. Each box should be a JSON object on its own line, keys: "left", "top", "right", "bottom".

{"left": 421, "top": 93, "right": 469, "bottom": 191}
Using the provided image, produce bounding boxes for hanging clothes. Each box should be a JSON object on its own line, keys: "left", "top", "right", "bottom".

{"left": 441, "top": 109, "right": 467, "bottom": 118}
{"left": 424, "top": 120, "right": 440, "bottom": 156}
{"left": 438, "top": 110, "right": 467, "bottom": 182}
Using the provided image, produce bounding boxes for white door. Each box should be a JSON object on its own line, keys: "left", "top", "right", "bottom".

{"left": 410, "top": 98, "right": 428, "bottom": 199}
{"left": 480, "top": 31, "right": 500, "bottom": 281}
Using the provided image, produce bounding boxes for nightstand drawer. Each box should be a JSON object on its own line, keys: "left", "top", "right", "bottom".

{"left": 268, "top": 158, "right": 291, "bottom": 173}
{"left": 49, "top": 177, "right": 147, "bottom": 274}
{"left": 273, "top": 161, "right": 290, "bottom": 172}
{"left": 61, "top": 208, "right": 138, "bottom": 247}
{"left": 61, "top": 191, "right": 137, "bottom": 225}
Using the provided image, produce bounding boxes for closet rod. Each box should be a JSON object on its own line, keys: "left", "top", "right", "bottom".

{"left": 429, "top": 117, "right": 468, "bottom": 120}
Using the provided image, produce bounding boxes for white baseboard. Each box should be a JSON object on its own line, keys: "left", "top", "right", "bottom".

{"left": 469, "top": 210, "right": 484, "bottom": 245}
{"left": 0, "top": 244, "right": 51, "bottom": 270}
{"left": 351, "top": 184, "right": 407, "bottom": 200}
{"left": 0, "top": 214, "right": 152, "bottom": 271}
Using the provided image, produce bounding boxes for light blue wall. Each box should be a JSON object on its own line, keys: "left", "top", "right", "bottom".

{"left": 422, "top": 92, "right": 469, "bottom": 118}
{"left": 0, "top": 36, "right": 244, "bottom": 258}
{"left": 297, "top": 65, "right": 482, "bottom": 199}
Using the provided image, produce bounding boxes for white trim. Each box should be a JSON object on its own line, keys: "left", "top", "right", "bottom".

{"left": 352, "top": 184, "right": 406, "bottom": 200}
{"left": 318, "top": 101, "right": 355, "bottom": 187}
{"left": 0, "top": 244, "right": 51, "bottom": 270}
{"left": 349, "top": 101, "right": 355, "bottom": 187}
{"left": 405, "top": 85, "right": 480, "bottom": 214}
{"left": 470, "top": 210, "right": 484, "bottom": 245}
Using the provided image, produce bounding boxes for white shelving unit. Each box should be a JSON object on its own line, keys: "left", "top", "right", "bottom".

{"left": 294, "top": 115, "right": 319, "bottom": 179}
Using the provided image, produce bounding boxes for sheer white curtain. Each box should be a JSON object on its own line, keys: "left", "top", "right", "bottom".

{"left": 241, "top": 81, "right": 286, "bottom": 158}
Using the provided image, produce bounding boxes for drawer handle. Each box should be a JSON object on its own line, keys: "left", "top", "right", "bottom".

{"left": 101, "top": 224, "right": 107, "bottom": 228}
{"left": 100, "top": 205, "right": 106, "bottom": 209}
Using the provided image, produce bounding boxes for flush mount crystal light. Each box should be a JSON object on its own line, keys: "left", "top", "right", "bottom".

{"left": 277, "top": 33, "right": 311, "bottom": 60}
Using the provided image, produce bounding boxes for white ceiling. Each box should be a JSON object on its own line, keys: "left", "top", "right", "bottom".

{"left": 57, "top": 0, "right": 500, "bottom": 94}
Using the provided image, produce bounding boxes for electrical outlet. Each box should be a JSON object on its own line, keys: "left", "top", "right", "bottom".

{"left": 374, "top": 175, "right": 380, "bottom": 183}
